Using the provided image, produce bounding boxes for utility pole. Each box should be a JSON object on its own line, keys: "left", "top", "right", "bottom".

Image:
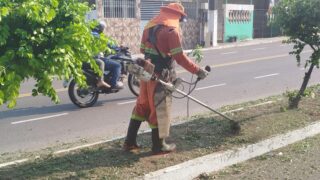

{"left": 208, "top": 0, "right": 218, "bottom": 46}
{"left": 96, "top": 0, "right": 104, "bottom": 19}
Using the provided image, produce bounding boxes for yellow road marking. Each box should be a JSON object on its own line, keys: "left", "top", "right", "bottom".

{"left": 212, "top": 54, "right": 287, "bottom": 68}
{"left": 176, "top": 50, "right": 311, "bottom": 74}
{"left": 18, "top": 88, "right": 67, "bottom": 98}
{"left": 18, "top": 51, "right": 311, "bottom": 99}
{"left": 176, "top": 53, "right": 289, "bottom": 74}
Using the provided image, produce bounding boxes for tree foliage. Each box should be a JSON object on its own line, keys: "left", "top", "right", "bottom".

{"left": 0, "top": 0, "right": 113, "bottom": 108}
{"left": 273, "top": 0, "right": 320, "bottom": 108}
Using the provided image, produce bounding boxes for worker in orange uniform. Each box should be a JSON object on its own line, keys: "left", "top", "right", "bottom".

{"left": 123, "top": 3, "right": 208, "bottom": 155}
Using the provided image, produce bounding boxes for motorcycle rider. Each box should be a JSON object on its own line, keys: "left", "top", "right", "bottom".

{"left": 92, "top": 21, "right": 123, "bottom": 90}
{"left": 123, "top": 3, "right": 208, "bottom": 155}
{"left": 91, "top": 21, "right": 111, "bottom": 88}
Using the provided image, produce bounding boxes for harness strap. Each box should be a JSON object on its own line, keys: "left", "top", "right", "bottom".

{"left": 147, "top": 25, "right": 173, "bottom": 73}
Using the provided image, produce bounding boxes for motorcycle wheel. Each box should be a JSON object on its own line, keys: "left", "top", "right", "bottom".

{"left": 128, "top": 74, "right": 140, "bottom": 97}
{"left": 68, "top": 79, "right": 99, "bottom": 108}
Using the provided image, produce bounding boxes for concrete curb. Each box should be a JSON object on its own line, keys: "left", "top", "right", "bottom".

{"left": 194, "top": 36, "right": 287, "bottom": 52}
{"left": 132, "top": 36, "right": 287, "bottom": 58}
{"left": 143, "top": 120, "right": 320, "bottom": 180}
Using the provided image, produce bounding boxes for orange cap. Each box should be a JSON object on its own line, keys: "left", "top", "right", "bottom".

{"left": 160, "top": 3, "right": 187, "bottom": 16}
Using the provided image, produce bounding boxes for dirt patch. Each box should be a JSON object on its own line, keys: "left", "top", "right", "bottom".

{"left": 0, "top": 85, "right": 320, "bottom": 179}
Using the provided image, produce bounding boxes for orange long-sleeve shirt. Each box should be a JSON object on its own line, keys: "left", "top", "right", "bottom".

{"left": 140, "top": 26, "right": 199, "bottom": 74}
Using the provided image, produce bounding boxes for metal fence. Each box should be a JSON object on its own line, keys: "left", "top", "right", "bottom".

{"left": 141, "top": 1, "right": 198, "bottom": 21}
{"left": 103, "top": 0, "right": 136, "bottom": 18}
{"left": 102, "top": 0, "right": 197, "bottom": 20}
{"left": 141, "top": 0, "right": 173, "bottom": 21}
{"left": 253, "top": 9, "right": 281, "bottom": 38}
{"left": 181, "top": 2, "right": 198, "bottom": 20}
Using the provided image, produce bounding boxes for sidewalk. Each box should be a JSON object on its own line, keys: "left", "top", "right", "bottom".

{"left": 133, "top": 36, "right": 287, "bottom": 58}
{"left": 199, "top": 36, "right": 286, "bottom": 51}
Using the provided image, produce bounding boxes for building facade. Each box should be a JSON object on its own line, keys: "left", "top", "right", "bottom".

{"left": 94, "top": 0, "right": 202, "bottom": 53}
{"left": 92, "top": 0, "right": 278, "bottom": 52}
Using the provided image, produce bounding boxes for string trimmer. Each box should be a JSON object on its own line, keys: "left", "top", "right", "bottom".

{"left": 127, "top": 60, "right": 241, "bottom": 134}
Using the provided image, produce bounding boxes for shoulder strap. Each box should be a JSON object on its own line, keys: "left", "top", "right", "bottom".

{"left": 148, "top": 25, "right": 165, "bottom": 60}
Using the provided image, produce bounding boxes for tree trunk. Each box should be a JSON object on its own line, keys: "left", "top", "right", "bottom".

{"left": 289, "top": 64, "right": 315, "bottom": 109}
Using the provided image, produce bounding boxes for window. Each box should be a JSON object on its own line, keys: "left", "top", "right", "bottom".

{"left": 141, "top": 0, "right": 174, "bottom": 21}
{"left": 103, "top": 0, "right": 136, "bottom": 18}
{"left": 141, "top": 0, "right": 197, "bottom": 21}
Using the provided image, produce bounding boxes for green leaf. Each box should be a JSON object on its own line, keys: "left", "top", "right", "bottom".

{"left": 0, "top": 0, "right": 114, "bottom": 108}
{"left": 47, "top": 9, "right": 56, "bottom": 22}
{"left": 0, "top": 7, "right": 10, "bottom": 17}
{"left": 32, "top": 89, "right": 38, "bottom": 96}
{"left": 8, "top": 99, "right": 17, "bottom": 109}
{"left": 0, "top": 90, "right": 4, "bottom": 102}
{"left": 51, "top": 0, "right": 59, "bottom": 8}
{"left": 189, "top": 45, "right": 203, "bottom": 64}
{"left": 0, "top": 66, "right": 5, "bottom": 76}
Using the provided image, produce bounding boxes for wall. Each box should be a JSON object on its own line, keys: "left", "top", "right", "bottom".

{"left": 97, "top": 0, "right": 141, "bottom": 53}
{"left": 216, "top": 0, "right": 253, "bottom": 42}
{"left": 223, "top": 4, "right": 254, "bottom": 42}
{"left": 103, "top": 18, "right": 141, "bottom": 53}
{"left": 98, "top": 0, "right": 201, "bottom": 52}
{"left": 181, "top": 0, "right": 202, "bottom": 49}
{"left": 181, "top": 19, "right": 201, "bottom": 50}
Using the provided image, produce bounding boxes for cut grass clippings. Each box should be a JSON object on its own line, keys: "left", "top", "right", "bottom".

{"left": 0, "top": 85, "right": 320, "bottom": 179}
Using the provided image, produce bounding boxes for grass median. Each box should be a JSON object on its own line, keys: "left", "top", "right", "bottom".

{"left": 1, "top": 85, "right": 320, "bottom": 179}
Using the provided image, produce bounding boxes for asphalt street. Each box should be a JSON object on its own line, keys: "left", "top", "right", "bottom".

{"left": 1, "top": 40, "right": 319, "bottom": 154}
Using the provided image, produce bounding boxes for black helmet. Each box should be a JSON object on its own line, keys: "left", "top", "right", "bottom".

{"left": 95, "top": 20, "right": 107, "bottom": 33}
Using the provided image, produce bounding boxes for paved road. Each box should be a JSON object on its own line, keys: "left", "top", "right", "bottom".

{"left": 1, "top": 41, "right": 319, "bottom": 154}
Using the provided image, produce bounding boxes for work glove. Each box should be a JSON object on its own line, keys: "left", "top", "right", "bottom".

{"left": 196, "top": 68, "right": 208, "bottom": 80}
{"left": 136, "top": 58, "right": 155, "bottom": 75}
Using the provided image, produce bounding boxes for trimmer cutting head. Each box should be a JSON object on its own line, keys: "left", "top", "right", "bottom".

{"left": 229, "top": 120, "right": 241, "bottom": 135}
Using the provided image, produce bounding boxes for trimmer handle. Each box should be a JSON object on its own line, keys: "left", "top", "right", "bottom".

{"left": 204, "top": 65, "right": 211, "bottom": 72}
{"left": 196, "top": 65, "right": 211, "bottom": 81}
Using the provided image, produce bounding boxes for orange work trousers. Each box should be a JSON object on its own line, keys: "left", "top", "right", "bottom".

{"left": 131, "top": 79, "right": 172, "bottom": 138}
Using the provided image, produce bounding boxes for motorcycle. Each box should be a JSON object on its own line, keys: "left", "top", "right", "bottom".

{"left": 65, "top": 47, "right": 140, "bottom": 108}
